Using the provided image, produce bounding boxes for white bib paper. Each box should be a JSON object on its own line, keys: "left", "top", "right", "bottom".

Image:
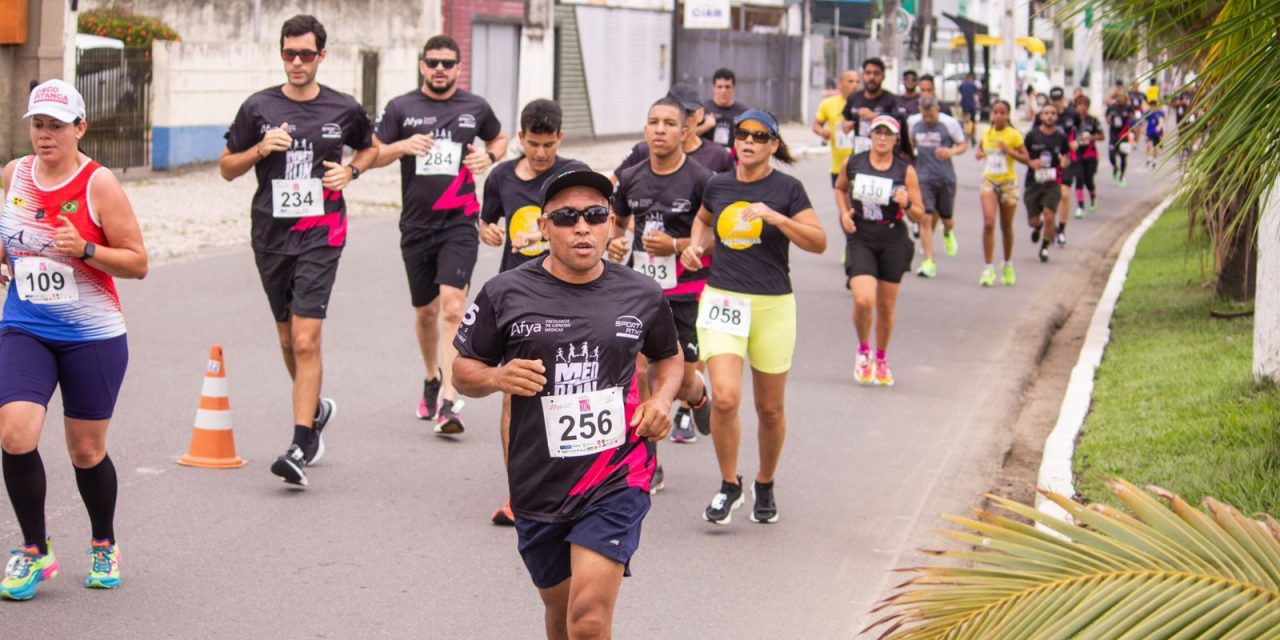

{"left": 541, "top": 387, "right": 625, "bottom": 458}
{"left": 853, "top": 173, "right": 893, "bottom": 206}
{"left": 271, "top": 178, "right": 324, "bottom": 218}
{"left": 415, "top": 139, "right": 463, "bottom": 176}
{"left": 632, "top": 251, "right": 677, "bottom": 290}
{"left": 835, "top": 130, "right": 856, "bottom": 150}
{"left": 984, "top": 151, "right": 1007, "bottom": 175}
{"left": 15, "top": 257, "right": 78, "bottom": 304}
{"left": 1035, "top": 167, "right": 1058, "bottom": 183}
{"left": 713, "top": 124, "right": 731, "bottom": 146}
{"left": 696, "top": 290, "right": 751, "bottom": 338}
{"left": 853, "top": 136, "right": 873, "bottom": 155}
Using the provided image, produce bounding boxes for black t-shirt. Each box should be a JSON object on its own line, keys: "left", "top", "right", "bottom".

{"left": 1023, "top": 127, "right": 1071, "bottom": 187}
{"left": 700, "top": 170, "right": 813, "bottom": 296}
{"left": 895, "top": 92, "right": 921, "bottom": 118}
{"left": 846, "top": 152, "right": 910, "bottom": 223}
{"left": 612, "top": 157, "right": 713, "bottom": 300}
{"left": 481, "top": 156, "right": 581, "bottom": 273}
{"left": 224, "top": 85, "right": 373, "bottom": 255}
{"left": 701, "top": 99, "right": 748, "bottom": 148}
{"left": 374, "top": 89, "right": 502, "bottom": 232}
{"left": 615, "top": 140, "right": 734, "bottom": 176}
{"left": 1072, "top": 116, "right": 1104, "bottom": 159}
{"left": 454, "top": 259, "right": 679, "bottom": 523}
{"left": 1105, "top": 103, "right": 1136, "bottom": 132}
{"left": 842, "top": 90, "right": 899, "bottom": 134}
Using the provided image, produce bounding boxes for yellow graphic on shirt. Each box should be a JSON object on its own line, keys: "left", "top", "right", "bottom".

{"left": 510, "top": 205, "right": 548, "bottom": 257}
{"left": 10, "top": 196, "right": 23, "bottom": 209}
{"left": 717, "top": 201, "right": 763, "bottom": 250}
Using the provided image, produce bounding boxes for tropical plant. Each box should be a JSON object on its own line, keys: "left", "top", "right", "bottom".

{"left": 78, "top": 7, "right": 181, "bottom": 48}
{"left": 865, "top": 479, "right": 1280, "bottom": 638}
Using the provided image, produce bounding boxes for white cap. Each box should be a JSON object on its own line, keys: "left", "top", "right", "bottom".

{"left": 24, "top": 79, "right": 87, "bottom": 123}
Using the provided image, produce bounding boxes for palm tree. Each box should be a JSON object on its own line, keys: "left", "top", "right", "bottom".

{"left": 864, "top": 479, "right": 1280, "bottom": 638}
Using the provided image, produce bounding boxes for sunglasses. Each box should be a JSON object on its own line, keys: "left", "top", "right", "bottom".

{"left": 544, "top": 206, "right": 610, "bottom": 227}
{"left": 423, "top": 58, "right": 459, "bottom": 70}
{"left": 281, "top": 49, "right": 319, "bottom": 63}
{"left": 734, "top": 128, "right": 774, "bottom": 144}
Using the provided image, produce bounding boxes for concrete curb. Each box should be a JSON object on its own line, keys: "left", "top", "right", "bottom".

{"left": 1034, "top": 195, "right": 1176, "bottom": 525}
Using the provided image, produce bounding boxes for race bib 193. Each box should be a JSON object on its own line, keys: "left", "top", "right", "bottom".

{"left": 697, "top": 289, "right": 751, "bottom": 338}
{"left": 14, "top": 257, "right": 78, "bottom": 304}
{"left": 416, "top": 139, "right": 463, "bottom": 176}
{"left": 632, "top": 250, "right": 677, "bottom": 290}
{"left": 984, "top": 151, "right": 1007, "bottom": 175}
{"left": 271, "top": 178, "right": 324, "bottom": 218}
{"left": 541, "top": 387, "right": 625, "bottom": 458}
{"left": 852, "top": 173, "right": 893, "bottom": 206}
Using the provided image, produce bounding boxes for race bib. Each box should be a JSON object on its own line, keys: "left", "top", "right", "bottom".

{"left": 415, "top": 139, "right": 463, "bottom": 176}
{"left": 854, "top": 136, "right": 873, "bottom": 154}
{"left": 541, "top": 387, "right": 625, "bottom": 458}
{"left": 697, "top": 290, "right": 751, "bottom": 338}
{"left": 1035, "top": 167, "right": 1058, "bottom": 183}
{"left": 1113, "top": 116, "right": 1123, "bottom": 128}
{"left": 852, "top": 173, "right": 893, "bottom": 206}
{"left": 713, "top": 123, "right": 731, "bottom": 146}
{"left": 835, "top": 130, "right": 856, "bottom": 150}
{"left": 632, "top": 250, "right": 677, "bottom": 290}
{"left": 1119, "top": 142, "right": 1132, "bottom": 155}
{"left": 14, "top": 257, "right": 78, "bottom": 304}
{"left": 984, "top": 151, "right": 1007, "bottom": 175}
{"left": 1080, "top": 131, "right": 1093, "bottom": 145}
{"left": 270, "top": 179, "right": 324, "bottom": 218}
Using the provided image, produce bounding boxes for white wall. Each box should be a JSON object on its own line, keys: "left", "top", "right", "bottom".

{"left": 1256, "top": 181, "right": 1280, "bottom": 383}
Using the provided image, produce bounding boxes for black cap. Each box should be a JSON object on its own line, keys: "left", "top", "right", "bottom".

{"left": 667, "top": 83, "right": 702, "bottom": 112}
{"left": 540, "top": 168, "right": 614, "bottom": 209}
{"left": 1049, "top": 86, "right": 1065, "bottom": 100}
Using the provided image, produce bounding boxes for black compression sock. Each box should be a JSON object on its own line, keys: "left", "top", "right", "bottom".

{"left": 3, "top": 449, "right": 48, "bottom": 553}
{"left": 292, "top": 424, "right": 312, "bottom": 447}
{"left": 1057, "top": 223, "right": 1065, "bottom": 233}
{"left": 74, "top": 454, "right": 117, "bottom": 544}
{"left": 1041, "top": 239, "right": 1051, "bottom": 249}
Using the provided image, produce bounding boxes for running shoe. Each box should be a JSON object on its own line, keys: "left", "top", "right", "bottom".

{"left": 874, "top": 359, "right": 895, "bottom": 387}
{"left": 1056, "top": 231, "right": 1067, "bottom": 247}
{"left": 84, "top": 539, "right": 120, "bottom": 589}
{"left": 943, "top": 231, "right": 958, "bottom": 257}
{"left": 491, "top": 498, "right": 515, "bottom": 526}
{"left": 854, "top": 351, "right": 874, "bottom": 385}
{"left": 1074, "top": 206, "right": 1085, "bottom": 219}
{"left": 1088, "top": 202, "right": 1097, "bottom": 214}
{"left": 909, "top": 221, "right": 920, "bottom": 239}
{"left": 1039, "top": 246, "right": 1050, "bottom": 262}
{"left": 670, "top": 407, "right": 697, "bottom": 443}
{"left": 651, "top": 464, "right": 666, "bottom": 493}
{"left": 303, "top": 397, "right": 336, "bottom": 466}
{"left": 703, "top": 476, "right": 744, "bottom": 525}
{"left": 750, "top": 481, "right": 779, "bottom": 524}
{"left": 1118, "top": 177, "right": 1127, "bottom": 187}
{"left": 979, "top": 267, "right": 997, "bottom": 287}
{"left": 1, "top": 543, "right": 58, "bottom": 601}
{"left": 690, "top": 371, "right": 712, "bottom": 436}
{"left": 417, "top": 372, "right": 443, "bottom": 420}
{"left": 270, "top": 444, "right": 308, "bottom": 488}
{"left": 1002, "top": 263, "right": 1017, "bottom": 286}
{"left": 435, "top": 399, "right": 466, "bottom": 435}
{"left": 917, "top": 259, "right": 937, "bottom": 278}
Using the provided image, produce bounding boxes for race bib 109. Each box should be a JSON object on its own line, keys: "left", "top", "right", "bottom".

{"left": 632, "top": 250, "right": 677, "bottom": 290}
{"left": 416, "top": 140, "right": 463, "bottom": 176}
{"left": 697, "top": 290, "right": 751, "bottom": 338}
{"left": 541, "top": 387, "right": 625, "bottom": 458}
{"left": 271, "top": 178, "right": 324, "bottom": 218}
{"left": 15, "top": 257, "right": 78, "bottom": 304}
{"left": 852, "top": 173, "right": 893, "bottom": 206}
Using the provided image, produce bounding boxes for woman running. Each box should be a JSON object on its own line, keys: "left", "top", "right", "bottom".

{"left": 0, "top": 80, "right": 148, "bottom": 600}
{"left": 974, "top": 100, "right": 1029, "bottom": 287}
{"left": 680, "top": 109, "right": 826, "bottom": 526}
{"left": 1070, "top": 95, "right": 1105, "bottom": 219}
{"left": 835, "top": 115, "right": 924, "bottom": 386}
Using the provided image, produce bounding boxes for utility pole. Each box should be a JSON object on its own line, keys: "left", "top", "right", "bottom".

{"left": 1050, "top": 5, "right": 1064, "bottom": 88}
{"left": 880, "top": 0, "right": 900, "bottom": 91}
{"left": 998, "top": 0, "right": 1016, "bottom": 105}
{"left": 918, "top": 0, "right": 933, "bottom": 74}
{"left": 801, "top": 0, "right": 812, "bottom": 120}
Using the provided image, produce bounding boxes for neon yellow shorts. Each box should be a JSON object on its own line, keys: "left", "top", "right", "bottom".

{"left": 696, "top": 286, "right": 797, "bottom": 374}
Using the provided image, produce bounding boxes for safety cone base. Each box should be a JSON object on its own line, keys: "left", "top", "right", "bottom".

{"left": 178, "top": 453, "right": 246, "bottom": 469}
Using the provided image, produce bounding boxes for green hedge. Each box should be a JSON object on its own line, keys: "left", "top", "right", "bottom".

{"left": 78, "top": 8, "right": 180, "bottom": 48}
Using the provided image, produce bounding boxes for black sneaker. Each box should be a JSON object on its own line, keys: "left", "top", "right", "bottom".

{"left": 703, "top": 476, "right": 744, "bottom": 525}
{"left": 650, "top": 464, "right": 665, "bottom": 493}
{"left": 435, "top": 399, "right": 466, "bottom": 435}
{"left": 1031, "top": 223, "right": 1043, "bottom": 244}
{"left": 304, "top": 398, "right": 335, "bottom": 465}
{"left": 750, "top": 481, "right": 779, "bottom": 524}
{"left": 270, "top": 445, "right": 308, "bottom": 488}
{"left": 670, "top": 408, "right": 696, "bottom": 443}
{"left": 1039, "top": 246, "right": 1050, "bottom": 263}
{"left": 417, "top": 372, "right": 443, "bottom": 420}
{"left": 690, "top": 371, "right": 712, "bottom": 436}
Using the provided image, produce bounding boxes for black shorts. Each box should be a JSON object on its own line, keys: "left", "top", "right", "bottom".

{"left": 254, "top": 246, "right": 343, "bottom": 323}
{"left": 1024, "top": 182, "right": 1061, "bottom": 216}
{"left": 844, "top": 220, "right": 913, "bottom": 284}
{"left": 515, "top": 488, "right": 650, "bottom": 590}
{"left": 400, "top": 224, "right": 480, "bottom": 307}
{"left": 670, "top": 298, "right": 699, "bottom": 363}
{"left": 1148, "top": 134, "right": 1162, "bottom": 146}
{"left": 0, "top": 328, "right": 128, "bottom": 421}
{"left": 919, "top": 179, "right": 957, "bottom": 219}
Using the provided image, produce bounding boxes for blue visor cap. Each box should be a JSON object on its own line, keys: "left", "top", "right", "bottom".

{"left": 734, "top": 109, "right": 779, "bottom": 137}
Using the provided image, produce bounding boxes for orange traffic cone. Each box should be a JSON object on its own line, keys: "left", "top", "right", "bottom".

{"left": 178, "top": 345, "right": 246, "bottom": 468}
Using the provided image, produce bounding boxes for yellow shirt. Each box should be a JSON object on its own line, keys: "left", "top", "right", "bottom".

{"left": 816, "top": 94, "right": 851, "bottom": 175}
{"left": 980, "top": 125, "right": 1024, "bottom": 181}
{"left": 1145, "top": 85, "right": 1159, "bottom": 104}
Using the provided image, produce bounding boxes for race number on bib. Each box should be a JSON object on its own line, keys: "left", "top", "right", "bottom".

{"left": 714, "top": 124, "right": 732, "bottom": 146}
{"left": 697, "top": 290, "right": 751, "bottom": 338}
{"left": 1113, "top": 116, "right": 1124, "bottom": 128}
{"left": 853, "top": 136, "right": 873, "bottom": 154}
{"left": 1035, "top": 168, "right": 1058, "bottom": 183}
{"left": 852, "top": 173, "right": 893, "bottom": 206}
{"left": 632, "top": 251, "right": 677, "bottom": 290}
{"left": 835, "top": 130, "right": 856, "bottom": 150}
{"left": 14, "top": 257, "right": 78, "bottom": 304}
{"left": 541, "top": 387, "right": 625, "bottom": 458}
{"left": 271, "top": 179, "right": 324, "bottom": 218}
{"left": 415, "top": 140, "right": 463, "bottom": 176}
{"left": 984, "top": 151, "right": 1007, "bottom": 175}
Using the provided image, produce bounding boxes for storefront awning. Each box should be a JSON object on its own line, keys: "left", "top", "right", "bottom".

{"left": 950, "top": 34, "right": 1047, "bottom": 55}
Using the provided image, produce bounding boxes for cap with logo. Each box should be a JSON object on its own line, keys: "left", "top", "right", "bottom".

{"left": 24, "top": 79, "right": 87, "bottom": 123}
{"left": 540, "top": 169, "right": 615, "bottom": 210}
{"left": 667, "top": 83, "right": 702, "bottom": 113}
{"left": 1049, "top": 86, "right": 1065, "bottom": 101}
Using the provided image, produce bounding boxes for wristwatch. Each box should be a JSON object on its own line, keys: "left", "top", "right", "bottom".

{"left": 347, "top": 165, "right": 361, "bottom": 180}
{"left": 82, "top": 242, "right": 96, "bottom": 260}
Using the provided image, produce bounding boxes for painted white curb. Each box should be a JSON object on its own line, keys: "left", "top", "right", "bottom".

{"left": 1035, "top": 195, "right": 1176, "bottom": 526}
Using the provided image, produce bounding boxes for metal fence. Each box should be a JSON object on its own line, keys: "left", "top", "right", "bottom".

{"left": 675, "top": 30, "right": 804, "bottom": 123}
{"left": 75, "top": 46, "right": 152, "bottom": 171}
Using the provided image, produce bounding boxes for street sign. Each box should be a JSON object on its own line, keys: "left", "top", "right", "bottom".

{"left": 684, "top": 0, "right": 731, "bottom": 29}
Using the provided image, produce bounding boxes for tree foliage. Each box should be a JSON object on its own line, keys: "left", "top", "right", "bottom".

{"left": 78, "top": 7, "right": 181, "bottom": 48}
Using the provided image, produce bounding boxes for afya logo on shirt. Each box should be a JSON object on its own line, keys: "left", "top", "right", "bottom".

{"left": 403, "top": 116, "right": 438, "bottom": 128}
{"left": 554, "top": 342, "right": 600, "bottom": 395}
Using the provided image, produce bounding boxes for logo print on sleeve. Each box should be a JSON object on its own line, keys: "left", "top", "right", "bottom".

{"left": 717, "top": 201, "right": 763, "bottom": 250}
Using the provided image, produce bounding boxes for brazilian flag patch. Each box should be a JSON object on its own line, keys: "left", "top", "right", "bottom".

{"left": 61, "top": 201, "right": 78, "bottom": 214}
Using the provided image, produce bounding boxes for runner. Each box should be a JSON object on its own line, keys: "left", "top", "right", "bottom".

{"left": 916, "top": 74, "right": 952, "bottom": 116}
{"left": 1105, "top": 92, "right": 1136, "bottom": 186}
{"left": 841, "top": 59, "right": 902, "bottom": 157}
{"left": 0, "top": 80, "right": 148, "bottom": 600}
{"left": 896, "top": 69, "right": 921, "bottom": 118}
{"left": 1034, "top": 88, "right": 1077, "bottom": 246}
{"left": 369, "top": 34, "right": 510, "bottom": 434}
{"left": 679, "top": 109, "right": 827, "bottom": 525}
{"left": 611, "top": 97, "right": 714, "bottom": 444}
{"left": 974, "top": 100, "right": 1029, "bottom": 287}
{"left": 1069, "top": 95, "right": 1105, "bottom": 219}
{"left": 958, "top": 73, "right": 979, "bottom": 144}
{"left": 453, "top": 168, "right": 683, "bottom": 639}
{"left": 478, "top": 98, "right": 579, "bottom": 526}
{"left": 1022, "top": 103, "right": 1071, "bottom": 263}
{"left": 615, "top": 84, "right": 734, "bottom": 176}
{"left": 813, "top": 70, "right": 860, "bottom": 186}
{"left": 219, "top": 15, "right": 375, "bottom": 487}
{"left": 907, "top": 95, "right": 967, "bottom": 278}
{"left": 699, "top": 68, "right": 748, "bottom": 150}
{"left": 836, "top": 115, "right": 924, "bottom": 386}
{"left": 1144, "top": 100, "right": 1165, "bottom": 168}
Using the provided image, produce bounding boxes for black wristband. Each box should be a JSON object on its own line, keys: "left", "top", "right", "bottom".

{"left": 347, "top": 165, "right": 361, "bottom": 180}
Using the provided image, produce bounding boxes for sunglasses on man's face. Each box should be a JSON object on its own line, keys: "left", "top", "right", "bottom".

{"left": 281, "top": 49, "right": 319, "bottom": 63}
{"left": 544, "top": 206, "right": 610, "bottom": 227}
{"left": 424, "top": 58, "right": 459, "bottom": 70}
{"left": 734, "top": 128, "right": 774, "bottom": 144}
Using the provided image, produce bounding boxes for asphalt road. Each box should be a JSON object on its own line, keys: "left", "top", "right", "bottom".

{"left": 3, "top": 148, "right": 1166, "bottom": 637}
